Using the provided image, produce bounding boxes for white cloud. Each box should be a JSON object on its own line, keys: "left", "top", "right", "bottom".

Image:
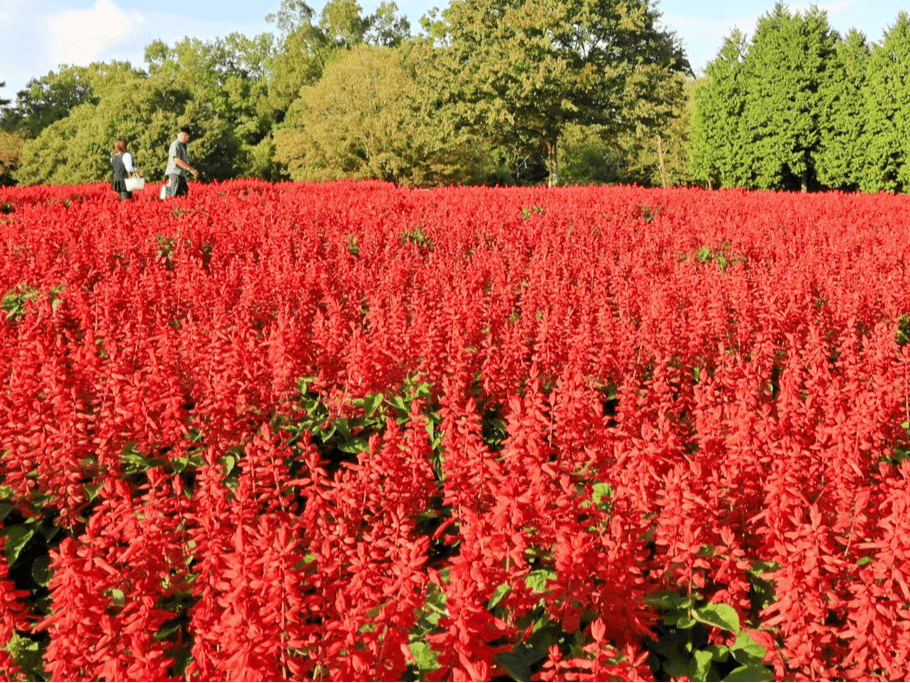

{"left": 46, "top": 0, "right": 147, "bottom": 66}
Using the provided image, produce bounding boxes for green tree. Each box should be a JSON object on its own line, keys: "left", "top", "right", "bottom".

{"left": 143, "top": 34, "right": 277, "bottom": 178}
{"left": 561, "top": 74, "right": 694, "bottom": 187}
{"left": 366, "top": 1, "right": 412, "bottom": 47}
{"left": 0, "top": 131, "right": 24, "bottom": 185}
{"left": 815, "top": 29, "right": 870, "bottom": 191}
{"left": 0, "top": 64, "right": 131, "bottom": 138}
{"left": 264, "top": 0, "right": 410, "bottom": 120}
{"left": 273, "top": 43, "right": 495, "bottom": 185}
{"left": 860, "top": 12, "right": 910, "bottom": 193}
{"left": 688, "top": 30, "right": 749, "bottom": 188}
{"left": 430, "top": 0, "right": 689, "bottom": 186}
{"left": 739, "top": 3, "right": 838, "bottom": 191}
{"left": 13, "top": 75, "right": 196, "bottom": 185}
{"left": 13, "top": 68, "right": 257, "bottom": 186}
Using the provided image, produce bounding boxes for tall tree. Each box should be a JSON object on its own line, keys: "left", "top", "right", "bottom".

{"left": 860, "top": 12, "right": 910, "bottom": 193}
{"left": 143, "top": 34, "right": 278, "bottom": 178}
{"left": 273, "top": 43, "right": 495, "bottom": 185}
{"left": 264, "top": 0, "right": 410, "bottom": 119}
{"left": 0, "top": 131, "right": 23, "bottom": 185}
{"left": 688, "top": 30, "right": 749, "bottom": 188}
{"left": 430, "top": 0, "right": 689, "bottom": 186}
{"left": 815, "top": 29, "right": 870, "bottom": 191}
{"left": 739, "top": 3, "right": 838, "bottom": 191}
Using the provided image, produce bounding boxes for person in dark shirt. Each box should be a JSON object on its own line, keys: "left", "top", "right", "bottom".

{"left": 110, "top": 139, "right": 137, "bottom": 200}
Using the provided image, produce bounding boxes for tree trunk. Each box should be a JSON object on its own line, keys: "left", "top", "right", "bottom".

{"left": 546, "top": 139, "right": 558, "bottom": 187}
{"left": 656, "top": 135, "right": 669, "bottom": 188}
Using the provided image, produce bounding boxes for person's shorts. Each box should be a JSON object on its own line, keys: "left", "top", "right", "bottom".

{"left": 166, "top": 174, "right": 189, "bottom": 197}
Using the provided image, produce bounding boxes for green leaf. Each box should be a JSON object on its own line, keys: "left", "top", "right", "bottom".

{"left": 731, "top": 631, "right": 767, "bottom": 666}
{"left": 695, "top": 602, "right": 740, "bottom": 633}
{"left": 84, "top": 481, "right": 104, "bottom": 501}
{"left": 674, "top": 613, "right": 697, "bottom": 629}
{"left": 4, "top": 524, "right": 36, "bottom": 566}
{"left": 724, "top": 664, "right": 774, "bottom": 682}
{"left": 339, "top": 436, "right": 369, "bottom": 454}
{"left": 689, "top": 649, "right": 715, "bottom": 682}
{"left": 31, "top": 555, "right": 52, "bottom": 587}
{"left": 646, "top": 591, "right": 693, "bottom": 611}
{"left": 592, "top": 481, "right": 612, "bottom": 509}
{"left": 409, "top": 641, "right": 439, "bottom": 672}
{"left": 525, "top": 569, "right": 555, "bottom": 593}
{"left": 487, "top": 582, "right": 510, "bottom": 610}
{"left": 362, "top": 392, "right": 384, "bottom": 417}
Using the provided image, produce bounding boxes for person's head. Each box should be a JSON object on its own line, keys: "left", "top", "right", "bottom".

{"left": 113, "top": 138, "right": 127, "bottom": 154}
{"left": 178, "top": 126, "right": 191, "bottom": 143}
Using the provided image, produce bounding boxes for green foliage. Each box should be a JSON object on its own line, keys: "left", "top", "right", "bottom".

{"left": 0, "top": 131, "right": 25, "bottom": 185}
{"left": 646, "top": 592, "right": 774, "bottom": 682}
{"left": 0, "top": 65, "right": 97, "bottom": 138}
{"left": 283, "top": 375, "right": 443, "bottom": 466}
{"left": 274, "top": 43, "right": 496, "bottom": 185}
{"left": 691, "top": 243, "right": 744, "bottom": 271}
{"left": 688, "top": 31, "right": 749, "bottom": 189}
{"left": 739, "top": 3, "right": 838, "bottom": 191}
{"left": 860, "top": 12, "right": 910, "bottom": 193}
{"left": 265, "top": 0, "right": 411, "bottom": 121}
{"left": 2, "top": 284, "right": 64, "bottom": 321}
{"left": 816, "top": 29, "right": 870, "bottom": 191}
{"left": 691, "top": 6, "right": 910, "bottom": 193}
{"left": 432, "top": 0, "right": 689, "bottom": 186}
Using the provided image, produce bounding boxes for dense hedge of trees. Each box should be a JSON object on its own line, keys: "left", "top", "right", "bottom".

{"left": 2, "top": 0, "right": 909, "bottom": 191}
{"left": 689, "top": 2, "right": 910, "bottom": 193}
{"left": 0, "top": 0, "right": 691, "bottom": 188}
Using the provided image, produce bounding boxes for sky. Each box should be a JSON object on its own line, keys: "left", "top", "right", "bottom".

{"left": 1, "top": 0, "right": 907, "bottom": 102}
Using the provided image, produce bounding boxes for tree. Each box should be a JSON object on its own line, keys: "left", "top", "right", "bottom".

{"left": 12, "top": 69, "right": 258, "bottom": 185}
{"left": 860, "top": 12, "right": 910, "bottom": 193}
{"left": 0, "top": 62, "right": 143, "bottom": 139}
{"left": 366, "top": 1, "right": 412, "bottom": 47}
{"left": 688, "top": 30, "right": 749, "bottom": 188}
{"left": 739, "top": 3, "right": 838, "bottom": 191}
{"left": 143, "top": 34, "right": 278, "bottom": 178}
{"left": 264, "top": 0, "right": 410, "bottom": 119}
{"left": 430, "top": 0, "right": 689, "bottom": 186}
{"left": 561, "top": 73, "right": 694, "bottom": 187}
{"left": 815, "top": 29, "right": 870, "bottom": 191}
{"left": 272, "top": 43, "right": 495, "bottom": 185}
{"left": 0, "top": 131, "right": 24, "bottom": 185}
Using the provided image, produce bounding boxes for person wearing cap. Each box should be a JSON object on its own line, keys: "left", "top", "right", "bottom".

{"left": 163, "top": 126, "right": 198, "bottom": 198}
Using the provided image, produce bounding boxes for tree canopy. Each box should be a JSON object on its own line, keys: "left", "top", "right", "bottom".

{"left": 7, "top": 1, "right": 910, "bottom": 192}
{"left": 428, "top": 0, "right": 689, "bottom": 186}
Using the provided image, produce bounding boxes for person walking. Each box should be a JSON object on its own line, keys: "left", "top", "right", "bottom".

{"left": 163, "top": 126, "right": 198, "bottom": 198}
{"left": 110, "top": 139, "right": 137, "bottom": 200}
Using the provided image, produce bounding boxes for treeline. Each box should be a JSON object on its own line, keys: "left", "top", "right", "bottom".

{"left": 2, "top": 1, "right": 909, "bottom": 191}
{"left": 690, "top": 2, "right": 910, "bottom": 193}
{"left": 0, "top": 0, "right": 691, "bottom": 188}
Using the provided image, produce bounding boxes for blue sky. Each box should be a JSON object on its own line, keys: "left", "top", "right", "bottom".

{"left": 1, "top": 1, "right": 906, "bottom": 101}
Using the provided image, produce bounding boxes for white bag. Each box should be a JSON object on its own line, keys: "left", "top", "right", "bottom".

{"left": 125, "top": 174, "right": 145, "bottom": 191}
{"left": 159, "top": 184, "right": 168, "bottom": 200}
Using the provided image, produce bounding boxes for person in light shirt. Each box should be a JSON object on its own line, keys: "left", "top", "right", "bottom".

{"left": 110, "top": 138, "right": 137, "bottom": 200}
{"left": 163, "top": 126, "right": 199, "bottom": 198}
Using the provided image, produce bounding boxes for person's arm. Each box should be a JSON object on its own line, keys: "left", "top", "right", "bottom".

{"left": 123, "top": 152, "right": 135, "bottom": 173}
{"left": 174, "top": 157, "right": 198, "bottom": 177}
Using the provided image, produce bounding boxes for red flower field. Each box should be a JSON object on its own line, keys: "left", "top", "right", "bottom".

{"left": 2, "top": 180, "right": 910, "bottom": 681}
